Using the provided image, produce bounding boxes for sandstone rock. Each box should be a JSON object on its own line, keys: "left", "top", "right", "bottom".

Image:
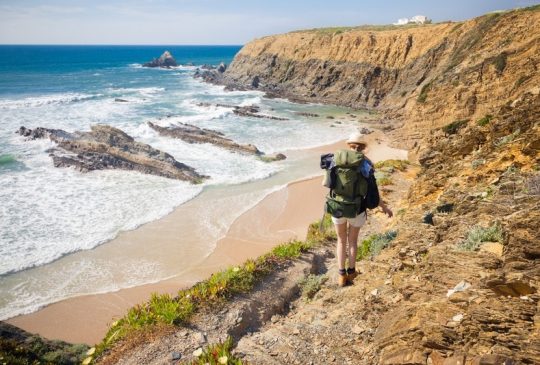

{"left": 143, "top": 50, "right": 178, "bottom": 68}
{"left": 17, "top": 125, "right": 206, "bottom": 183}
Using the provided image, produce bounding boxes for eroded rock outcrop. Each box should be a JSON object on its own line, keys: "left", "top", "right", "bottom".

{"left": 143, "top": 51, "right": 178, "bottom": 68}
{"left": 17, "top": 125, "right": 206, "bottom": 183}
{"left": 147, "top": 122, "right": 261, "bottom": 155}
{"left": 147, "top": 122, "right": 287, "bottom": 162}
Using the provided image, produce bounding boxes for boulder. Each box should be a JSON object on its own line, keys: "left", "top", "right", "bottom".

{"left": 143, "top": 51, "right": 178, "bottom": 68}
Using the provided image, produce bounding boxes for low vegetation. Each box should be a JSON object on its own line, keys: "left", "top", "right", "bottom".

{"left": 493, "top": 52, "right": 508, "bottom": 74}
{"left": 417, "top": 82, "right": 432, "bottom": 103}
{"left": 356, "top": 230, "right": 398, "bottom": 260}
{"left": 495, "top": 128, "right": 520, "bottom": 147}
{"left": 375, "top": 159, "right": 409, "bottom": 172}
{"left": 457, "top": 223, "right": 503, "bottom": 251}
{"left": 186, "top": 337, "right": 243, "bottom": 365}
{"left": 0, "top": 334, "right": 88, "bottom": 365}
{"left": 476, "top": 114, "right": 493, "bottom": 126}
{"left": 93, "top": 215, "right": 336, "bottom": 362}
{"left": 300, "top": 274, "right": 328, "bottom": 300}
{"left": 442, "top": 119, "right": 469, "bottom": 135}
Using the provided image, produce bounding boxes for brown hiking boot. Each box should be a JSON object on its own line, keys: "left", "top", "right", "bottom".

{"left": 338, "top": 274, "right": 348, "bottom": 287}
{"left": 347, "top": 270, "right": 358, "bottom": 285}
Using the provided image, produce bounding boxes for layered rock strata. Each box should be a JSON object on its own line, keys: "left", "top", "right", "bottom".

{"left": 17, "top": 125, "right": 206, "bottom": 183}
{"left": 147, "top": 122, "right": 286, "bottom": 162}
{"left": 217, "top": 8, "right": 540, "bottom": 151}
{"left": 147, "top": 122, "right": 261, "bottom": 155}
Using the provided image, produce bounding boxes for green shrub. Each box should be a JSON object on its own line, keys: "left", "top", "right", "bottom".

{"left": 300, "top": 274, "right": 328, "bottom": 300}
{"left": 493, "top": 52, "right": 507, "bottom": 74}
{"left": 442, "top": 119, "right": 468, "bottom": 135}
{"left": 417, "top": 82, "right": 432, "bottom": 103}
{"left": 356, "top": 230, "right": 398, "bottom": 260}
{"left": 471, "top": 159, "right": 486, "bottom": 169}
{"left": 375, "top": 159, "right": 409, "bottom": 172}
{"left": 515, "top": 75, "right": 531, "bottom": 88}
{"left": 476, "top": 114, "right": 493, "bottom": 126}
{"left": 188, "top": 337, "right": 243, "bottom": 365}
{"left": 457, "top": 223, "right": 503, "bottom": 251}
{"left": 495, "top": 128, "right": 520, "bottom": 147}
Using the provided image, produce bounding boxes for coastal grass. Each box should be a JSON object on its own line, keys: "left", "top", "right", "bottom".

{"left": 186, "top": 337, "right": 243, "bottom": 365}
{"left": 457, "top": 223, "right": 503, "bottom": 251}
{"left": 476, "top": 114, "right": 493, "bottom": 126}
{"left": 356, "top": 230, "right": 398, "bottom": 260}
{"left": 442, "top": 119, "right": 469, "bottom": 135}
{"left": 93, "top": 214, "right": 336, "bottom": 362}
{"left": 417, "top": 83, "right": 431, "bottom": 103}
{"left": 375, "top": 159, "right": 410, "bottom": 172}
{"left": 300, "top": 274, "right": 328, "bottom": 300}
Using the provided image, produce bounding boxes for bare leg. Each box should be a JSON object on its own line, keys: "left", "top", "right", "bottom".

{"left": 335, "top": 223, "right": 348, "bottom": 270}
{"left": 347, "top": 225, "right": 361, "bottom": 269}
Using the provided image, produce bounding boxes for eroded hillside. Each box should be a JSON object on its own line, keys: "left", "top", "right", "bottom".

{"left": 222, "top": 7, "right": 540, "bottom": 152}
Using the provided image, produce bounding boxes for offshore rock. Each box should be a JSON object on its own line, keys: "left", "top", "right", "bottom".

{"left": 143, "top": 51, "right": 178, "bottom": 68}
{"left": 147, "top": 122, "right": 261, "bottom": 156}
{"left": 17, "top": 125, "right": 206, "bottom": 183}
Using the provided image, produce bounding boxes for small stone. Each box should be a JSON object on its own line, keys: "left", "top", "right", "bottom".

{"left": 218, "top": 356, "right": 228, "bottom": 364}
{"left": 194, "top": 332, "right": 206, "bottom": 344}
{"left": 171, "top": 352, "right": 182, "bottom": 360}
{"left": 352, "top": 325, "right": 365, "bottom": 334}
{"left": 384, "top": 279, "right": 392, "bottom": 285}
{"left": 192, "top": 348, "right": 203, "bottom": 357}
{"left": 371, "top": 289, "right": 379, "bottom": 296}
{"left": 520, "top": 295, "right": 530, "bottom": 300}
{"left": 293, "top": 328, "right": 300, "bottom": 335}
{"left": 452, "top": 314, "right": 464, "bottom": 322}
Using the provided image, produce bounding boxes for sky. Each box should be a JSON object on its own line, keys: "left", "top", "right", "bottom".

{"left": 0, "top": 0, "right": 539, "bottom": 45}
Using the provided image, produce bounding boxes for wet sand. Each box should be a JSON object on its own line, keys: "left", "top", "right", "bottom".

{"left": 7, "top": 131, "right": 407, "bottom": 345}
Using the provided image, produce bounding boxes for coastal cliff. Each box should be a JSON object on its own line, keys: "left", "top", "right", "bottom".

{"left": 222, "top": 7, "right": 540, "bottom": 151}
{"left": 91, "top": 7, "right": 538, "bottom": 364}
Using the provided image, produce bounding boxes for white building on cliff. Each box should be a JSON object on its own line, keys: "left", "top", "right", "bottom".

{"left": 394, "top": 15, "right": 431, "bottom": 25}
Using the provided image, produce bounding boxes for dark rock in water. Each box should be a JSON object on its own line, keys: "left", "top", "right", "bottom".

{"left": 114, "top": 98, "right": 128, "bottom": 103}
{"left": 251, "top": 76, "right": 260, "bottom": 88}
{"left": 217, "top": 62, "right": 227, "bottom": 73}
{"left": 295, "top": 112, "right": 320, "bottom": 117}
{"left": 17, "top": 125, "right": 206, "bottom": 183}
{"left": 196, "top": 102, "right": 288, "bottom": 121}
{"left": 148, "top": 122, "right": 261, "bottom": 156}
{"left": 360, "top": 127, "right": 373, "bottom": 134}
{"left": 260, "top": 153, "right": 287, "bottom": 162}
{"left": 143, "top": 50, "right": 178, "bottom": 68}
{"left": 326, "top": 116, "right": 335, "bottom": 119}
{"left": 232, "top": 105, "right": 288, "bottom": 121}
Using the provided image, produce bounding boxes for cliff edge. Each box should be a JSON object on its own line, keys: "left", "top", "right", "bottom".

{"left": 222, "top": 7, "right": 540, "bottom": 153}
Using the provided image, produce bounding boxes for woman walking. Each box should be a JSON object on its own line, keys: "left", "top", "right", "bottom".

{"left": 327, "top": 133, "right": 393, "bottom": 287}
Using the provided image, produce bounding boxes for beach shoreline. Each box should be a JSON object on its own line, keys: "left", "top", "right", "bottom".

{"left": 7, "top": 130, "right": 407, "bottom": 345}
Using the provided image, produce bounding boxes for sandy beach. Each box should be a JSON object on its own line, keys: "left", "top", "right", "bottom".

{"left": 7, "top": 130, "right": 407, "bottom": 345}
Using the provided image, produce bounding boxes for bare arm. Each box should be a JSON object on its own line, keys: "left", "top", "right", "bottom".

{"left": 379, "top": 199, "right": 393, "bottom": 218}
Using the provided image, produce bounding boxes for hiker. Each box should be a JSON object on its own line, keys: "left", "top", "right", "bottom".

{"left": 324, "top": 133, "right": 393, "bottom": 287}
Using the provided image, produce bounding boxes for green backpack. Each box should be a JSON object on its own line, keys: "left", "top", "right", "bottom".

{"left": 325, "top": 149, "right": 368, "bottom": 218}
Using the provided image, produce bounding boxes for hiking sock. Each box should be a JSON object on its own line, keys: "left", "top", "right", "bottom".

{"left": 339, "top": 269, "right": 346, "bottom": 276}
{"left": 347, "top": 268, "right": 356, "bottom": 275}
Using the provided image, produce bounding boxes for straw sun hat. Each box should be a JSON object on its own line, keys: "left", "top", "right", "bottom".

{"left": 346, "top": 132, "right": 367, "bottom": 148}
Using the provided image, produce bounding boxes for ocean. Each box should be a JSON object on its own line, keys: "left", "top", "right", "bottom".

{"left": 0, "top": 45, "right": 360, "bottom": 319}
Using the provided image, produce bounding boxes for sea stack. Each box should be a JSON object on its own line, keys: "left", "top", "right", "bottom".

{"left": 143, "top": 51, "right": 178, "bottom": 68}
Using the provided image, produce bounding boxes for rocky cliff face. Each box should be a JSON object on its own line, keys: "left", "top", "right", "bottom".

{"left": 222, "top": 7, "right": 540, "bottom": 151}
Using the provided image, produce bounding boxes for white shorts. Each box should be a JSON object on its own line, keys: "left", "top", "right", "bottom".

{"left": 331, "top": 212, "right": 367, "bottom": 228}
